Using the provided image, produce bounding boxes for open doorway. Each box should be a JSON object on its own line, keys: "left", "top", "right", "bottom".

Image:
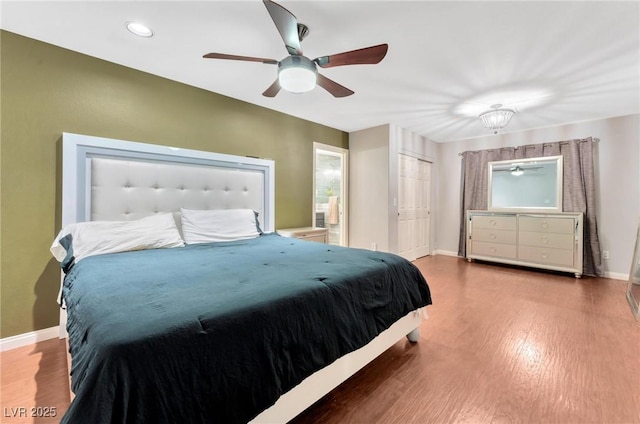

{"left": 313, "top": 143, "right": 348, "bottom": 246}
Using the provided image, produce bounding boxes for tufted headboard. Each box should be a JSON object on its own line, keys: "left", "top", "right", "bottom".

{"left": 61, "top": 132, "right": 275, "bottom": 232}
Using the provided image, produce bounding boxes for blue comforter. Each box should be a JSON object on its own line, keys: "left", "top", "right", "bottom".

{"left": 61, "top": 234, "right": 432, "bottom": 423}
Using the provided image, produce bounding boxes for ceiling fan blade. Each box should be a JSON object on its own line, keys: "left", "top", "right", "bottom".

{"left": 316, "top": 73, "right": 354, "bottom": 98}
{"left": 262, "top": 79, "right": 281, "bottom": 97}
{"left": 203, "top": 53, "right": 278, "bottom": 65}
{"left": 314, "top": 44, "right": 388, "bottom": 68}
{"left": 263, "top": 0, "right": 302, "bottom": 56}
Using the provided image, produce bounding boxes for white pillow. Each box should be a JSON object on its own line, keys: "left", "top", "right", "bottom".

{"left": 180, "top": 208, "right": 260, "bottom": 244}
{"left": 50, "top": 213, "right": 184, "bottom": 264}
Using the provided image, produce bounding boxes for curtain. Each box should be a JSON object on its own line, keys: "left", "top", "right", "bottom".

{"left": 458, "top": 138, "right": 603, "bottom": 277}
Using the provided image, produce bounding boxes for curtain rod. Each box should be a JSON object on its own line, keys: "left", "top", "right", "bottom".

{"left": 458, "top": 138, "right": 600, "bottom": 156}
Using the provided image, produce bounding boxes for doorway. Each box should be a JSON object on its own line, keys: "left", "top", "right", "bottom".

{"left": 313, "top": 143, "right": 348, "bottom": 246}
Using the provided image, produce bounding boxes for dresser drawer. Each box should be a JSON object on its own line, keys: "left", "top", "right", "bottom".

{"left": 472, "top": 228, "right": 517, "bottom": 244}
{"left": 472, "top": 215, "right": 517, "bottom": 231}
{"left": 471, "top": 241, "right": 517, "bottom": 259}
{"left": 519, "top": 231, "right": 574, "bottom": 250}
{"left": 519, "top": 216, "right": 575, "bottom": 234}
{"left": 518, "top": 246, "right": 575, "bottom": 267}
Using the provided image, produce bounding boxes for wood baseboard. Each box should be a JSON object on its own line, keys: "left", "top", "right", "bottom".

{"left": 0, "top": 326, "right": 60, "bottom": 352}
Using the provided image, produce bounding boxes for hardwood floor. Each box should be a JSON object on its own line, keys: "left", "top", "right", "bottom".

{"left": 1, "top": 338, "right": 69, "bottom": 423}
{"left": 2, "top": 256, "right": 638, "bottom": 423}
{"left": 293, "top": 257, "right": 640, "bottom": 424}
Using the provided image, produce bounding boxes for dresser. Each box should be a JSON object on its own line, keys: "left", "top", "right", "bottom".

{"left": 466, "top": 211, "right": 583, "bottom": 277}
{"left": 277, "top": 227, "right": 329, "bottom": 244}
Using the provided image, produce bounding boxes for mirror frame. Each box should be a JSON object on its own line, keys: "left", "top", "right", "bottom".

{"left": 487, "top": 155, "right": 563, "bottom": 212}
{"left": 626, "top": 221, "right": 640, "bottom": 320}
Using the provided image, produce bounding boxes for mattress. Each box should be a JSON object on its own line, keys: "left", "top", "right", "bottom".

{"left": 61, "top": 234, "right": 432, "bottom": 423}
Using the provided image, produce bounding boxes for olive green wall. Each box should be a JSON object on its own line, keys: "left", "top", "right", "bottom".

{"left": 0, "top": 31, "right": 348, "bottom": 338}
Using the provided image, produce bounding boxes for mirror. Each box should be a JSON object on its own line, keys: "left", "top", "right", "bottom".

{"left": 627, "top": 222, "right": 640, "bottom": 320}
{"left": 488, "top": 155, "right": 563, "bottom": 212}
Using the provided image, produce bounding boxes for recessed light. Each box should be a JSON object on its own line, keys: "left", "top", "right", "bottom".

{"left": 125, "top": 21, "right": 153, "bottom": 38}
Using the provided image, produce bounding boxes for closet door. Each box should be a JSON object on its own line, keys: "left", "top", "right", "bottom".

{"left": 398, "top": 154, "right": 431, "bottom": 261}
{"left": 398, "top": 154, "right": 417, "bottom": 260}
{"left": 415, "top": 160, "right": 431, "bottom": 258}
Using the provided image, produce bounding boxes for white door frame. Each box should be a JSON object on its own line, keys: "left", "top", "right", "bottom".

{"left": 313, "top": 142, "right": 349, "bottom": 247}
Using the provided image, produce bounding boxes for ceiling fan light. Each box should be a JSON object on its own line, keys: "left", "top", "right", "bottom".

{"left": 279, "top": 66, "right": 316, "bottom": 93}
{"left": 277, "top": 55, "right": 317, "bottom": 94}
{"left": 510, "top": 165, "right": 524, "bottom": 176}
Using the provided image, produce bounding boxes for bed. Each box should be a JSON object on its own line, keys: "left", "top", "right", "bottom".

{"left": 55, "top": 133, "right": 432, "bottom": 423}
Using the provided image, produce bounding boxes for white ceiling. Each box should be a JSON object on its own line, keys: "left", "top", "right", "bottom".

{"left": 2, "top": 1, "right": 639, "bottom": 142}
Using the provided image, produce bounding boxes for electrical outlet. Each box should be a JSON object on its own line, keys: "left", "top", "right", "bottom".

{"left": 602, "top": 250, "right": 610, "bottom": 260}
{"left": 371, "top": 242, "right": 377, "bottom": 251}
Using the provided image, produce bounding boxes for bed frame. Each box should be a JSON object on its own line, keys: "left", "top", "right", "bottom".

{"left": 59, "top": 132, "right": 424, "bottom": 423}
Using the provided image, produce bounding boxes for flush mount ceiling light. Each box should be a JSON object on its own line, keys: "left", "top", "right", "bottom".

{"left": 479, "top": 104, "right": 516, "bottom": 133}
{"left": 479, "top": 104, "right": 516, "bottom": 134}
{"left": 125, "top": 21, "right": 153, "bottom": 38}
{"left": 277, "top": 56, "right": 317, "bottom": 94}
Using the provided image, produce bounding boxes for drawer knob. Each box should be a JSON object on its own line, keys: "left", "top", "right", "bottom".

{"left": 490, "top": 233, "right": 496, "bottom": 240}
{"left": 490, "top": 220, "right": 496, "bottom": 226}
{"left": 542, "top": 236, "right": 548, "bottom": 244}
{"left": 541, "top": 221, "right": 548, "bottom": 229}
{"left": 490, "top": 247, "right": 496, "bottom": 253}
{"left": 541, "top": 251, "right": 548, "bottom": 259}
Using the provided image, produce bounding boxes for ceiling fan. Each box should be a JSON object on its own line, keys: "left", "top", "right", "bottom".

{"left": 203, "top": 0, "right": 388, "bottom": 98}
{"left": 495, "top": 164, "right": 543, "bottom": 176}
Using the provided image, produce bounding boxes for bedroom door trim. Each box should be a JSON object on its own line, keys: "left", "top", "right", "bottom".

{"left": 313, "top": 142, "right": 349, "bottom": 247}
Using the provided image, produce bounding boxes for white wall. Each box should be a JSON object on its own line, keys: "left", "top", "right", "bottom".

{"left": 349, "top": 124, "right": 439, "bottom": 256}
{"left": 349, "top": 125, "right": 390, "bottom": 251}
{"left": 436, "top": 114, "right": 640, "bottom": 276}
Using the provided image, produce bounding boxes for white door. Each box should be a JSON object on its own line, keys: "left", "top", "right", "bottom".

{"left": 398, "top": 154, "right": 431, "bottom": 261}
{"left": 313, "top": 143, "right": 348, "bottom": 246}
{"left": 415, "top": 160, "right": 431, "bottom": 258}
{"left": 398, "top": 154, "right": 417, "bottom": 260}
